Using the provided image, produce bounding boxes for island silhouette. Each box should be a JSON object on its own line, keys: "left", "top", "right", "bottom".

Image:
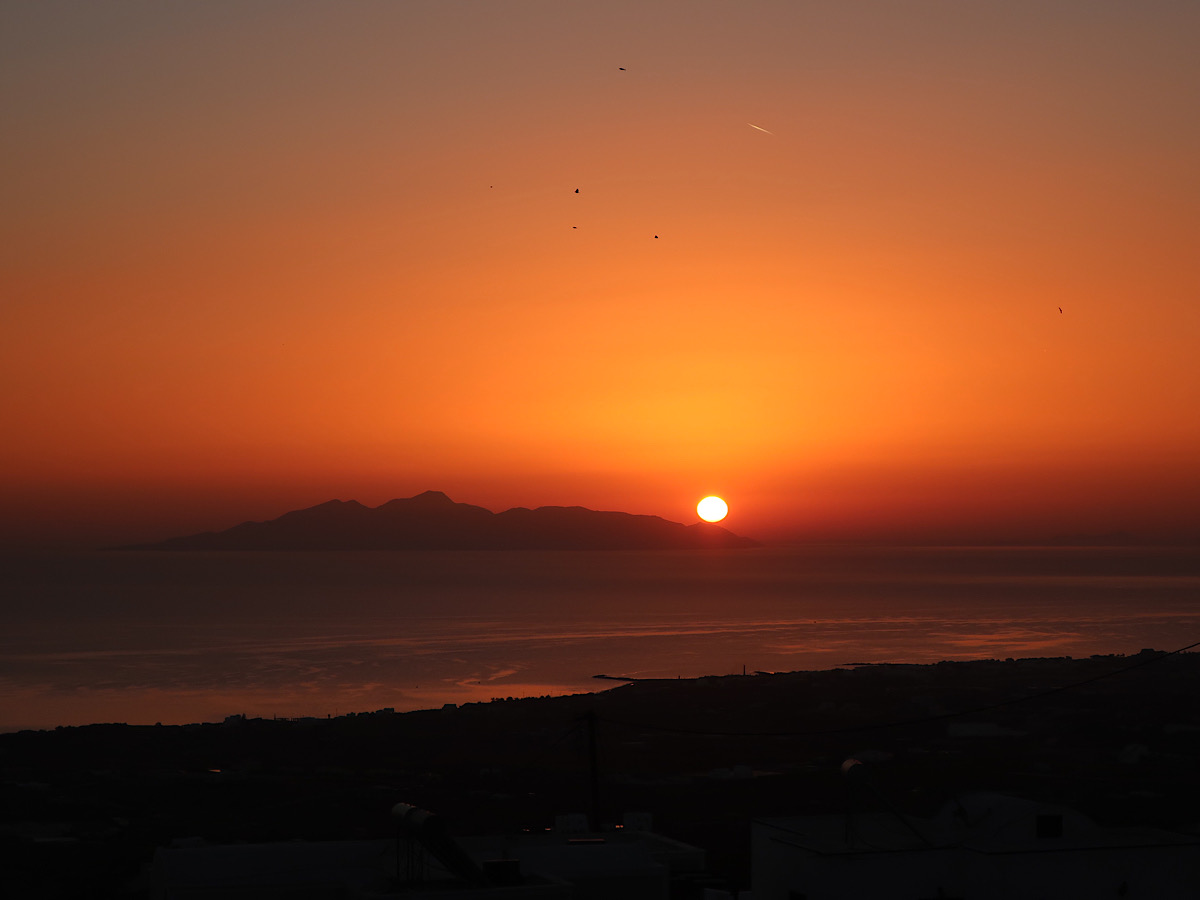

{"left": 120, "top": 490, "right": 761, "bottom": 550}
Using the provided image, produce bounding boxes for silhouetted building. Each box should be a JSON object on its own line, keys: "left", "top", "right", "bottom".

{"left": 151, "top": 812, "right": 705, "bottom": 899}
{"left": 752, "top": 792, "right": 1200, "bottom": 899}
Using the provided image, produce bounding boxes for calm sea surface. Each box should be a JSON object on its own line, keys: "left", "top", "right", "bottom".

{"left": 2, "top": 545, "right": 1199, "bottom": 731}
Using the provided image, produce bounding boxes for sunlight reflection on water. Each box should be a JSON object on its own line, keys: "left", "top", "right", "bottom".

{"left": 2, "top": 546, "right": 1199, "bottom": 729}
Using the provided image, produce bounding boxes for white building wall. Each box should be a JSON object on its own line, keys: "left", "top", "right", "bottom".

{"left": 752, "top": 795, "right": 1200, "bottom": 900}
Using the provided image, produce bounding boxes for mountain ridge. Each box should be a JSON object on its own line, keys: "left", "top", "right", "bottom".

{"left": 117, "top": 492, "right": 761, "bottom": 551}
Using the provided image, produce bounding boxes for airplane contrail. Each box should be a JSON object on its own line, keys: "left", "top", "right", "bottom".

{"left": 747, "top": 123, "right": 775, "bottom": 135}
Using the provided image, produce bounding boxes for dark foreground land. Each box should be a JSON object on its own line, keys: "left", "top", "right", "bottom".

{"left": 4, "top": 650, "right": 1200, "bottom": 896}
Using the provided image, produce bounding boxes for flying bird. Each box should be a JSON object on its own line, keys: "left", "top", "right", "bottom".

{"left": 618, "top": 67, "right": 626, "bottom": 71}
{"left": 1058, "top": 307, "right": 1063, "bottom": 314}
{"left": 574, "top": 188, "right": 579, "bottom": 193}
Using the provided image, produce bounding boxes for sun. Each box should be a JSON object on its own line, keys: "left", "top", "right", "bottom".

{"left": 696, "top": 495, "right": 729, "bottom": 523}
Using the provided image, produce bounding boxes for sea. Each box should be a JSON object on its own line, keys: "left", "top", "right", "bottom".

{"left": 2, "top": 544, "right": 1199, "bottom": 732}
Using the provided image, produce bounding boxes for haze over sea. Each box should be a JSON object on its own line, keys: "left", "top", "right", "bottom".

{"left": 3, "top": 545, "right": 1199, "bottom": 733}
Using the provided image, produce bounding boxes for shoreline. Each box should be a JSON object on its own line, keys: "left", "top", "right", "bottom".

{"left": 5, "top": 648, "right": 1191, "bottom": 735}
{"left": 5, "top": 649, "right": 1200, "bottom": 894}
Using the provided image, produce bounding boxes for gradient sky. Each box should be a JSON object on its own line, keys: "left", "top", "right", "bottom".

{"left": 3, "top": 1, "right": 1198, "bottom": 547}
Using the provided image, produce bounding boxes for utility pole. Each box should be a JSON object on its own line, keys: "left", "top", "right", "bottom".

{"left": 585, "top": 709, "right": 600, "bottom": 831}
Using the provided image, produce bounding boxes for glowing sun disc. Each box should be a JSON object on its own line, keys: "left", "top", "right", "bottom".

{"left": 697, "top": 496, "right": 728, "bottom": 523}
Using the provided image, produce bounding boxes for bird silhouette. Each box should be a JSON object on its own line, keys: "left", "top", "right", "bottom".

{"left": 1058, "top": 307, "right": 1063, "bottom": 314}
{"left": 574, "top": 188, "right": 579, "bottom": 193}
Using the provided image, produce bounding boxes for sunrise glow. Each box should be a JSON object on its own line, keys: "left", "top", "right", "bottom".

{"left": 697, "top": 496, "right": 729, "bottom": 523}
{"left": 0, "top": 2, "right": 1197, "bottom": 548}
{"left": 6, "top": 13, "right": 1200, "bottom": 869}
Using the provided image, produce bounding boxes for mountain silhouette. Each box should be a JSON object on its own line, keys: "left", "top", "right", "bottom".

{"left": 121, "top": 491, "right": 761, "bottom": 550}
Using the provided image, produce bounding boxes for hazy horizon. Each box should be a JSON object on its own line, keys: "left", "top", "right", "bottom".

{"left": 2, "top": 488, "right": 1195, "bottom": 552}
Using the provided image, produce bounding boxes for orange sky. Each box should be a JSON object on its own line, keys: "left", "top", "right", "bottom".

{"left": 3, "top": 1, "right": 1198, "bottom": 546}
